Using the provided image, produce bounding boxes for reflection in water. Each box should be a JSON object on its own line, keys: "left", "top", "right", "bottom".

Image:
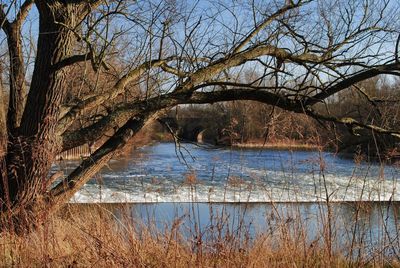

{"left": 84, "top": 202, "right": 400, "bottom": 258}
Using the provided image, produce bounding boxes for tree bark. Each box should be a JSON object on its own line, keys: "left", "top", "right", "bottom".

{"left": 0, "top": 63, "right": 9, "bottom": 210}
{"left": 6, "top": 24, "right": 26, "bottom": 133}
{"left": 2, "top": 1, "right": 87, "bottom": 211}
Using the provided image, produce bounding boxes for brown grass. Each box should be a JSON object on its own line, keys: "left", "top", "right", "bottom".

{"left": 0, "top": 203, "right": 398, "bottom": 268}
{"left": 232, "top": 140, "right": 321, "bottom": 151}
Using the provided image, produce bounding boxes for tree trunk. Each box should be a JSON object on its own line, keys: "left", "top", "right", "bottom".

{"left": 6, "top": 24, "right": 26, "bottom": 133}
{"left": 0, "top": 63, "right": 8, "bottom": 210}
{"left": 1, "top": 1, "right": 86, "bottom": 214}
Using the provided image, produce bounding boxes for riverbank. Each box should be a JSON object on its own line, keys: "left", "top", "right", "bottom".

{"left": 231, "top": 141, "right": 322, "bottom": 151}
{"left": 1, "top": 202, "right": 398, "bottom": 267}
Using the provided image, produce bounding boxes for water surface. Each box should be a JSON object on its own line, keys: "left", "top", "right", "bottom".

{"left": 54, "top": 142, "right": 400, "bottom": 203}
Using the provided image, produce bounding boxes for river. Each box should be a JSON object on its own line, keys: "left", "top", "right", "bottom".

{"left": 55, "top": 142, "right": 400, "bottom": 203}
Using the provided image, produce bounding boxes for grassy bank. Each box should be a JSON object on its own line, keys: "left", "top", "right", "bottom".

{"left": 0, "top": 203, "right": 399, "bottom": 267}
{"left": 231, "top": 141, "right": 321, "bottom": 151}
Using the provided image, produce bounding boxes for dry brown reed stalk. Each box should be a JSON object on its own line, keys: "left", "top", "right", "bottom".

{"left": 0, "top": 202, "right": 398, "bottom": 267}
{"left": 183, "top": 171, "right": 198, "bottom": 186}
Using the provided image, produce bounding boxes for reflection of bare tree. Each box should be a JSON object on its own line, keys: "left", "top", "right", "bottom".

{"left": 0, "top": 0, "right": 399, "bottom": 222}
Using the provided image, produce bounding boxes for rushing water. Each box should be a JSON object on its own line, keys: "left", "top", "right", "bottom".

{"left": 54, "top": 142, "right": 400, "bottom": 203}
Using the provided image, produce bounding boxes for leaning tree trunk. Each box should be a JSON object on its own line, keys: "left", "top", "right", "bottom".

{"left": 1, "top": 2, "right": 88, "bottom": 219}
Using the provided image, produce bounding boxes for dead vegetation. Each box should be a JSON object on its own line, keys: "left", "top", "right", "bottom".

{"left": 0, "top": 202, "right": 398, "bottom": 267}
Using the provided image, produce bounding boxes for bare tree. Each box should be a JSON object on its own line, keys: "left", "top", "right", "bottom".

{"left": 0, "top": 0, "right": 399, "bottom": 226}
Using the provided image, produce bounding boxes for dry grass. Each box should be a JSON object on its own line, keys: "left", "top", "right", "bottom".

{"left": 0, "top": 203, "right": 398, "bottom": 268}
{"left": 232, "top": 140, "right": 321, "bottom": 151}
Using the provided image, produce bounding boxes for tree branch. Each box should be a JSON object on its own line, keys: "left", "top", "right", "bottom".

{"left": 52, "top": 52, "right": 110, "bottom": 71}
{"left": 61, "top": 80, "right": 400, "bottom": 153}
{"left": 60, "top": 88, "right": 303, "bottom": 151}
{"left": 0, "top": 3, "right": 11, "bottom": 33}
{"left": 304, "top": 108, "right": 400, "bottom": 139}
{"left": 56, "top": 56, "right": 180, "bottom": 134}
{"left": 59, "top": 41, "right": 332, "bottom": 136}
{"left": 174, "top": 44, "right": 329, "bottom": 95}
{"left": 49, "top": 111, "right": 157, "bottom": 209}
{"left": 3, "top": 1, "right": 30, "bottom": 132}
{"left": 14, "top": 0, "right": 34, "bottom": 26}
{"left": 396, "top": 34, "right": 400, "bottom": 64}
{"left": 232, "top": 0, "right": 308, "bottom": 54}
{"left": 306, "top": 63, "right": 400, "bottom": 106}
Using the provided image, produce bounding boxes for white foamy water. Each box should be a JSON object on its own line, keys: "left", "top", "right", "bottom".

{"left": 55, "top": 143, "right": 399, "bottom": 203}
